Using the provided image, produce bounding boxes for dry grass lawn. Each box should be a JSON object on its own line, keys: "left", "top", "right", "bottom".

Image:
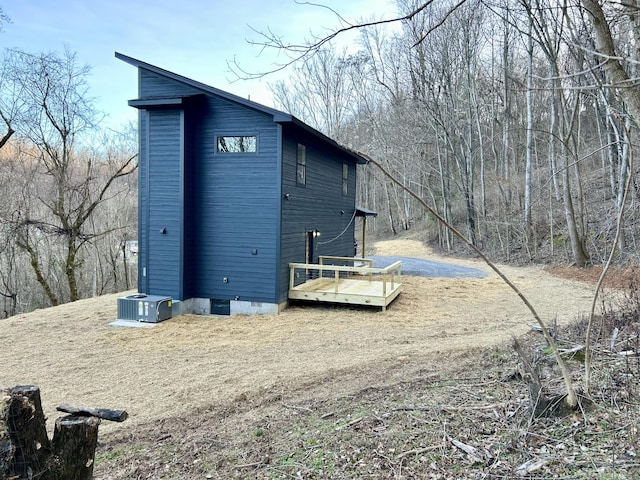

{"left": 0, "top": 239, "right": 598, "bottom": 438}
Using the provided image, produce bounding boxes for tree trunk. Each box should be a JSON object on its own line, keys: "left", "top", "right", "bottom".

{"left": 615, "top": 117, "right": 631, "bottom": 255}
{"left": 549, "top": 84, "right": 561, "bottom": 202}
{"left": 1, "top": 390, "right": 13, "bottom": 478}
{"left": 51, "top": 415, "right": 101, "bottom": 480}
{"left": 1, "top": 386, "right": 124, "bottom": 480}
{"left": 583, "top": 0, "right": 640, "bottom": 127}
{"left": 6, "top": 385, "right": 54, "bottom": 479}
{"left": 502, "top": 12, "right": 511, "bottom": 191}
{"left": 17, "top": 235, "right": 61, "bottom": 306}
{"left": 384, "top": 181, "right": 398, "bottom": 234}
{"left": 66, "top": 239, "right": 81, "bottom": 302}
{"left": 561, "top": 145, "right": 589, "bottom": 267}
{"left": 436, "top": 129, "right": 452, "bottom": 251}
{"left": 524, "top": 19, "right": 534, "bottom": 231}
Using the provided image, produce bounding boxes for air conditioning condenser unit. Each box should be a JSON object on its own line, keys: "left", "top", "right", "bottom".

{"left": 117, "top": 294, "right": 173, "bottom": 323}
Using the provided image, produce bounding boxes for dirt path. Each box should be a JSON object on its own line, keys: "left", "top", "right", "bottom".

{"left": 0, "top": 240, "right": 597, "bottom": 434}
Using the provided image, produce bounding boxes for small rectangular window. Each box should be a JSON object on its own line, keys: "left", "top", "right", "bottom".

{"left": 217, "top": 136, "right": 257, "bottom": 153}
{"left": 296, "top": 144, "right": 306, "bottom": 185}
{"left": 342, "top": 163, "right": 348, "bottom": 195}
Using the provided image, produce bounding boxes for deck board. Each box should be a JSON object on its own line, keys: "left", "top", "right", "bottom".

{"left": 288, "top": 276, "right": 403, "bottom": 310}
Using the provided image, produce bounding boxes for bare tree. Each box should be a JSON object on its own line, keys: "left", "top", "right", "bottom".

{"left": 576, "top": 0, "right": 640, "bottom": 393}
{"left": 4, "top": 48, "right": 137, "bottom": 305}
{"left": 0, "top": 145, "right": 21, "bottom": 316}
{"left": 582, "top": 0, "right": 640, "bottom": 125}
{"left": 0, "top": 47, "right": 23, "bottom": 150}
{"left": 271, "top": 46, "right": 358, "bottom": 140}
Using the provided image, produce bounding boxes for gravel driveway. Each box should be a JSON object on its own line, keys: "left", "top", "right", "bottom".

{"left": 371, "top": 256, "right": 487, "bottom": 278}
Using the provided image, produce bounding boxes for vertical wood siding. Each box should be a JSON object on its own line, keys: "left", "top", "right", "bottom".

{"left": 182, "top": 105, "right": 200, "bottom": 299}
{"left": 140, "top": 69, "right": 200, "bottom": 98}
{"left": 137, "top": 109, "right": 148, "bottom": 292}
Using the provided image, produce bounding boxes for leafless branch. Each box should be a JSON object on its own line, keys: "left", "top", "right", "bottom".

{"left": 230, "top": 0, "right": 465, "bottom": 80}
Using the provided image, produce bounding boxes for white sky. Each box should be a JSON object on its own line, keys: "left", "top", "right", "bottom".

{"left": 2, "top": 0, "right": 397, "bottom": 130}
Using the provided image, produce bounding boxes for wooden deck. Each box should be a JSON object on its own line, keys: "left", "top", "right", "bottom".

{"left": 288, "top": 257, "right": 402, "bottom": 311}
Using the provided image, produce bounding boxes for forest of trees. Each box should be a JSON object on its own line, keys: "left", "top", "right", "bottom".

{"left": 0, "top": 47, "right": 138, "bottom": 318}
{"left": 1, "top": 0, "right": 640, "bottom": 318}
{"left": 270, "top": 0, "right": 640, "bottom": 267}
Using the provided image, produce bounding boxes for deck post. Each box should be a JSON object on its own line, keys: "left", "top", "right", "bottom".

{"left": 361, "top": 217, "right": 367, "bottom": 258}
{"left": 334, "top": 269, "right": 339, "bottom": 293}
{"left": 289, "top": 265, "right": 295, "bottom": 289}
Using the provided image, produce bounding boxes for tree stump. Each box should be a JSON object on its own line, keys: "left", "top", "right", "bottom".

{"left": 7, "top": 385, "right": 54, "bottom": 478}
{"left": 51, "top": 415, "right": 101, "bottom": 480}
{"left": 1, "top": 385, "right": 126, "bottom": 479}
{"left": 0, "top": 389, "right": 14, "bottom": 478}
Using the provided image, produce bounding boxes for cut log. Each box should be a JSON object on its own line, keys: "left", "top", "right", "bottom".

{"left": 0, "top": 389, "right": 14, "bottom": 479}
{"left": 51, "top": 415, "right": 101, "bottom": 480}
{"left": 56, "top": 403, "right": 128, "bottom": 422}
{"left": 2, "top": 386, "right": 124, "bottom": 479}
{"left": 8, "top": 385, "right": 54, "bottom": 478}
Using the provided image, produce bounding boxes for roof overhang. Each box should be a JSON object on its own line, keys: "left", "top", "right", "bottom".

{"left": 356, "top": 206, "right": 378, "bottom": 217}
{"left": 128, "top": 94, "right": 205, "bottom": 110}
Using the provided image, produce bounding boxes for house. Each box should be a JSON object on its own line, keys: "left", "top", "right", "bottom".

{"left": 116, "top": 53, "right": 374, "bottom": 315}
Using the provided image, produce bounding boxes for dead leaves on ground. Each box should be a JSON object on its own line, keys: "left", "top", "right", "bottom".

{"left": 96, "top": 329, "right": 640, "bottom": 479}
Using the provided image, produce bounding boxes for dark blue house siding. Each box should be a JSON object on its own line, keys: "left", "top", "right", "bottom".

{"left": 139, "top": 69, "right": 200, "bottom": 98}
{"left": 146, "top": 109, "right": 184, "bottom": 298}
{"left": 137, "top": 108, "right": 148, "bottom": 292}
{"left": 182, "top": 103, "right": 201, "bottom": 299}
{"left": 118, "top": 53, "right": 366, "bottom": 312}
{"left": 194, "top": 95, "right": 280, "bottom": 303}
{"left": 278, "top": 124, "right": 358, "bottom": 303}
{"left": 135, "top": 69, "right": 282, "bottom": 303}
{"left": 136, "top": 69, "right": 199, "bottom": 298}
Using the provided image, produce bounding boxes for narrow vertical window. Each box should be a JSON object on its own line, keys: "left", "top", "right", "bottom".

{"left": 296, "top": 143, "right": 306, "bottom": 185}
{"left": 342, "top": 163, "right": 348, "bottom": 195}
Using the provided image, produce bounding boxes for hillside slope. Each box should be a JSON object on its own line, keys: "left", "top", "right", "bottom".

{"left": 0, "top": 240, "right": 598, "bottom": 438}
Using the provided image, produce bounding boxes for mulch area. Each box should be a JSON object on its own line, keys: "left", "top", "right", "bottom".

{"left": 545, "top": 265, "right": 640, "bottom": 290}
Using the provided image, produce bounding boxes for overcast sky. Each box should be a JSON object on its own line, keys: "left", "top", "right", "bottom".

{"left": 3, "top": 0, "right": 396, "bottom": 130}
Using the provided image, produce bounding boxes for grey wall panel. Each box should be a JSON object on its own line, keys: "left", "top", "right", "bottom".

{"left": 140, "top": 70, "right": 200, "bottom": 98}
{"left": 137, "top": 109, "right": 149, "bottom": 292}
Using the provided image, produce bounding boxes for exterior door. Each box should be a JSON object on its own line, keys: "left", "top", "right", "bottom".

{"left": 306, "top": 231, "right": 316, "bottom": 264}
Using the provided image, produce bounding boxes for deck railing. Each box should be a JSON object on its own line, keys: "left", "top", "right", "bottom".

{"left": 318, "top": 256, "right": 373, "bottom": 268}
{"left": 289, "top": 256, "right": 402, "bottom": 295}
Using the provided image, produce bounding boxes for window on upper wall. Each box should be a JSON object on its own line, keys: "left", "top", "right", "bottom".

{"left": 342, "top": 163, "right": 348, "bottom": 195}
{"left": 217, "top": 135, "right": 257, "bottom": 153}
{"left": 296, "top": 143, "right": 306, "bottom": 185}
